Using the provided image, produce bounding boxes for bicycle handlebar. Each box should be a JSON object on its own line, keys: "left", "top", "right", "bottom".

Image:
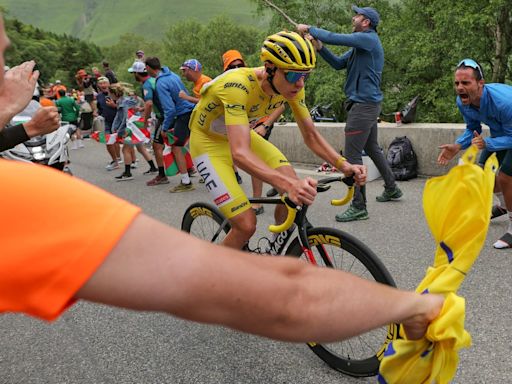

{"left": 317, "top": 176, "right": 355, "bottom": 206}
{"left": 268, "top": 195, "right": 298, "bottom": 233}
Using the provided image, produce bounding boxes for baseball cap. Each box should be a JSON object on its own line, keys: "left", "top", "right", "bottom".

{"left": 352, "top": 5, "right": 380, "bottom": 29}
{"left": 180, "top": 59, "right": 202, "bottom": 72}
{"left": 97, "top": 76, "right": 110, "bottom": 83}
{"left": 222, "top": 50, "right": 245, "bottom": 72}
{"left": 128, "top": 61, "right": 147, "bottom": 73}
{"left": 55, "top": 80, "right": 61, "bottom": 84}
{"left": 136, "top": 50, "right": 144, "bottom": 56}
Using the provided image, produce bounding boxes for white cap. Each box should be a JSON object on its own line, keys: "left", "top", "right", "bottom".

{"left": 55, "top": 80, "right": 61, "bottom": 84}
{"left": 128, "top": 61, "right": 146, "bottom": 73}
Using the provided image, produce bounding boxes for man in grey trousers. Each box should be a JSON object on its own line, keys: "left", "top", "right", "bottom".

{"left": 297, "top": 5, "right": 402, "bottom": 222}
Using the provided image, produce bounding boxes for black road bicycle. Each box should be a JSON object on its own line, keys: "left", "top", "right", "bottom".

{"left": 181, "top": 176, "right": 398, "bottom": 377}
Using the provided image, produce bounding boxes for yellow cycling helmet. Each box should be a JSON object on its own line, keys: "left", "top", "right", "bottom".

{"left": 261, "top": 31, "right": 316, "bottom": 71}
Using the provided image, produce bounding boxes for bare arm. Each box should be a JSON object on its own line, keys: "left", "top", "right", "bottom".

{"left": 75, "top": 213, "right": 443, "bottom": 342}
{"left": 227, "top": 124, "right": 317, "bottom": 205}
{"left": 296, "top": 116, "right": 367, "bottom": 183}
{"left": 179, "top": 90, "right": 199, "bottom": 104}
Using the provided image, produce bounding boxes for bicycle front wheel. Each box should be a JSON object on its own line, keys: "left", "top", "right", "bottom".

{"left": 181, "top": 202, "right": 230, "bottom": 244}
{"left": 285, "top": 227, "right": 398, "bottom": 377}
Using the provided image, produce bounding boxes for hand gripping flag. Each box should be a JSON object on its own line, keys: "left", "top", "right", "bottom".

{"left": 378, "top": 145, "right": 498, "bottom": 384}
{"left": 123, "top": 112, "right": 150, "bottom": 145}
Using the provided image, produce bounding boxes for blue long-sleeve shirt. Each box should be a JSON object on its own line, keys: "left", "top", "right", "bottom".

{"left": 153, "top": 67, "right": 195, "bottom": 131}
{"left": 309, "top": 27, "right": 383, "bottom": 103}
{"left": 455, "top": 83, "right": 512, "bottom": 152}
{"left": 111, "top": 96, "right": 139, "bottom": 135}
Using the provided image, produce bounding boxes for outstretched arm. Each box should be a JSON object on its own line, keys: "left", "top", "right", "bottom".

{"left": 76, "top": 213, "right": 443, "bottom": 342}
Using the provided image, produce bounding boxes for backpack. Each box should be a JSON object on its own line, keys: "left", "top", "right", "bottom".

{"left": 386, "top": 136, "right": 418, "bottom": 180}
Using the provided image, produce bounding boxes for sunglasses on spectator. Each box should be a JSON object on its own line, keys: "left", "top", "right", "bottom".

{"left": 457, "top": 59, "right": 484, "bottom": 79}
{"left": 227, "top": 63, "right": 245, "bottom": 70}
{"left": 283, "top": 70, "right": 311, "bottom": 84}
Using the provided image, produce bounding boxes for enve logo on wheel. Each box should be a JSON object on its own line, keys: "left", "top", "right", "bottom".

{"left": 190, "top": 207, "right": 213, "bottom": 219}
{"left": 308, "top": 234, "right": 341, "bottom": 247}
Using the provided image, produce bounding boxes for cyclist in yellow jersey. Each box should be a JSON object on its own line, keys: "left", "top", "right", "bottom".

{"left": 189, "top": 31, "right": 366, "bottom": 249}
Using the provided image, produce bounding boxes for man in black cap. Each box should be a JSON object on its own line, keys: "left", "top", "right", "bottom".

{"left": 297, "top": 5, "right": 402, "bottom": 222}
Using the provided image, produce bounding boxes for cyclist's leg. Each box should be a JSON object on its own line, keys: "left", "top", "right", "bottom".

{"left": 250, "top": 131, "right": 295, "bottom": 224}
{"left": 190, "top": 131, "right": 255, "bottom": 249}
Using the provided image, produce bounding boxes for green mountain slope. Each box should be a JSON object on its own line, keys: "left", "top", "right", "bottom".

{"left": 0, "top": 0, "right": 268, "bottom": 45}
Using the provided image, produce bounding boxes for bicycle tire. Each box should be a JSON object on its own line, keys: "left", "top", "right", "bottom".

{"left": 285, "top": 227, "right": 398, "bottom": 377}
{"left": 181, "top": 202, "right": 230, "bottom": 243}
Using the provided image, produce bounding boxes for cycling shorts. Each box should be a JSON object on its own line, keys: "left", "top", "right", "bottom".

{"left": 190, "top": 129, "right": 289, "bottom": 219}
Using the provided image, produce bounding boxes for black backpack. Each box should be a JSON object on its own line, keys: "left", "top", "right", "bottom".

{"left": 386, "top": 136, "right": 418, "bottom": 180}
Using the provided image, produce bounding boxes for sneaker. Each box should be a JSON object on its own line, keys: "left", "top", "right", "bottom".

{"left": 146, "top": 175, "right": 170, "bottom": 186}
{"left": 235, "top": 172, "right": 243, "bottom": 185}
{"left": 335, "top": 206, "right": 369, "bottom": 222}
{"left": 170, "top": 182, "right": 195, "bottom": 193}
{"left": 131, "top": 161, "right": 139, "bottom": 169}
{"left": 491, "top": 205, "right": 507, "bottom": 219}
{"left": 188, "top": 167, "right": 198, "bottom": 177}
{"left": 199, "top": 177, "right": 205, "bottom": 183}
{"left": 115, "top": 173, "right": 133, "bottom": 181}
{"left": 143, "top": 167, "right": 158, "bottom": 175}
{"left": 376, "top": 187, "right": 403, "bottom": 202}
{"left": 117, "top": 158, "right": 123, "bottom": 164}
{"left": 106, "top": 161, "right": 119, "bottom": 171}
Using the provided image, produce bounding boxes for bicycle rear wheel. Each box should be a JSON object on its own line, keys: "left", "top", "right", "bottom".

{"left": 181, "top": 202, "right": 230, "bottom": 244}
{"left": 285, "top": 227, "right": 398, "bottom": 377}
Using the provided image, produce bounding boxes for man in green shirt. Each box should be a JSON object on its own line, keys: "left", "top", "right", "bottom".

{"left": 55, "top": 89, "right": 82, "bottom": 148}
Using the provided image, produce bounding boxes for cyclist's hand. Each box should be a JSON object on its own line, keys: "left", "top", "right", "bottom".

{"left": 338, "top": 161, "right": 367, "bottom": 185}
{"left": 437, "top": 143, "right": 461, "bottom": 165}
{"left": 288, "top": 177, "right": 318, "bottom": 206}
{"left": 471, "top": 131, "right": 485, "bottom": 149}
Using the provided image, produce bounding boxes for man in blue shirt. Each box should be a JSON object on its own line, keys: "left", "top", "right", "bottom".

{"left": 438, "top": 59, "right": 512, "bottom": 249}
{"left": 145, "top": 56, "right": 196, "bottom": 193}
{"left": 297, "top": 5, "right": 401, "bottom": 223}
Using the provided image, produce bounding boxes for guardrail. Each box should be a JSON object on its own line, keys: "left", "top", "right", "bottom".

{"left": 269, "top": 122, "right": 488, "bottom": 176}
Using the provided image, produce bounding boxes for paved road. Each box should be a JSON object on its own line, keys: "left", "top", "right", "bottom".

{"left": 1, "top": 140, "right": 511, "bottom": 383}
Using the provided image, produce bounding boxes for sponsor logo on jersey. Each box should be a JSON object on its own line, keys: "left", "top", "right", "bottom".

{"left": 205, "top": 101, "right": 220, "bottom": 113}
{"left": 194, "top": 154, "right": 232, "bottom": 206}
{"left": 248, "top": 75, "right": 256, "bottom": 82}
{"left": 265, "top": 100, "right": 285, "bottom": 115}
{"left": 230, "top": 201, "right": 249, "bottom": 213}
{"left": 225, "top": 104, "right": 246, "bottom": 116}
{"left": 214, "top": 193, "right": 230, "bottom": 205}
{"left": 224, "top": 82, "right": 249, "bottom": 94}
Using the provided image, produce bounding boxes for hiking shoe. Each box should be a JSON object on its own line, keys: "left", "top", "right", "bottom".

{"left": 146, "top": 175, "right": 170, "bottom": 186}
{"left": 376, "top": 187, "right": 403, "bottom": 202}
{"left": 115, "top": 173, "right": 133, "bottom": 181}
{"left": 335, "top": 206, "right": 369, "bottom": 222}
{"left": 491, "top": 205, "right": 507, "bottom": 219}
{"left": 235, "top": 171, "right": 243, "bottom": 184}
{"left": 170, "top": 182, "right": 195, "bottom": 193}
{"left": 143, "top": 167, "right": 158, "bottom": 175}
{"left": 106, "top": 161, "right": 119, "bottom": 171}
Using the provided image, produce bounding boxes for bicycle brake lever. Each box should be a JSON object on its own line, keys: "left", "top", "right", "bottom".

{"left": 268, "top": 195, "right": 298, "bottom": 233}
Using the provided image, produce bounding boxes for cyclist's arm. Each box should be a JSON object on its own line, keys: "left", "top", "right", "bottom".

{"left": 227, "top": 123, "right": 295, "bottom": 192}
{"left": 76, "top": 212, "right": 443, "bottom": 342}
{"left": 295, "top": 115, "right": 346, "bottom": 169}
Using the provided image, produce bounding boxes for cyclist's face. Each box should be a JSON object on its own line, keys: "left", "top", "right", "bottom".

{"left": 454, "top": 68, "right": 484, "bottom": 106}
{"left": 274, "top": 68, "right": 308, "bottom": 99}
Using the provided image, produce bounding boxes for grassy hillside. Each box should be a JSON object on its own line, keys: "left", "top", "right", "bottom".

{"left": 0, "top": 0, "right": 268, "bottom": 45}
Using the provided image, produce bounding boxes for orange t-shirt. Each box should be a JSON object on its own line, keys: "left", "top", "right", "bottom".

{"left": 193, "top": 74, "right": 212, "bottom": 98}
{"left": 0, "top": 160, "right": 141, "bottom": 321}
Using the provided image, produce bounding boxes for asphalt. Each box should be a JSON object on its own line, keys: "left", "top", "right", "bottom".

{"left": 1, "top": 140, "right": 511, "bottom": 383}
